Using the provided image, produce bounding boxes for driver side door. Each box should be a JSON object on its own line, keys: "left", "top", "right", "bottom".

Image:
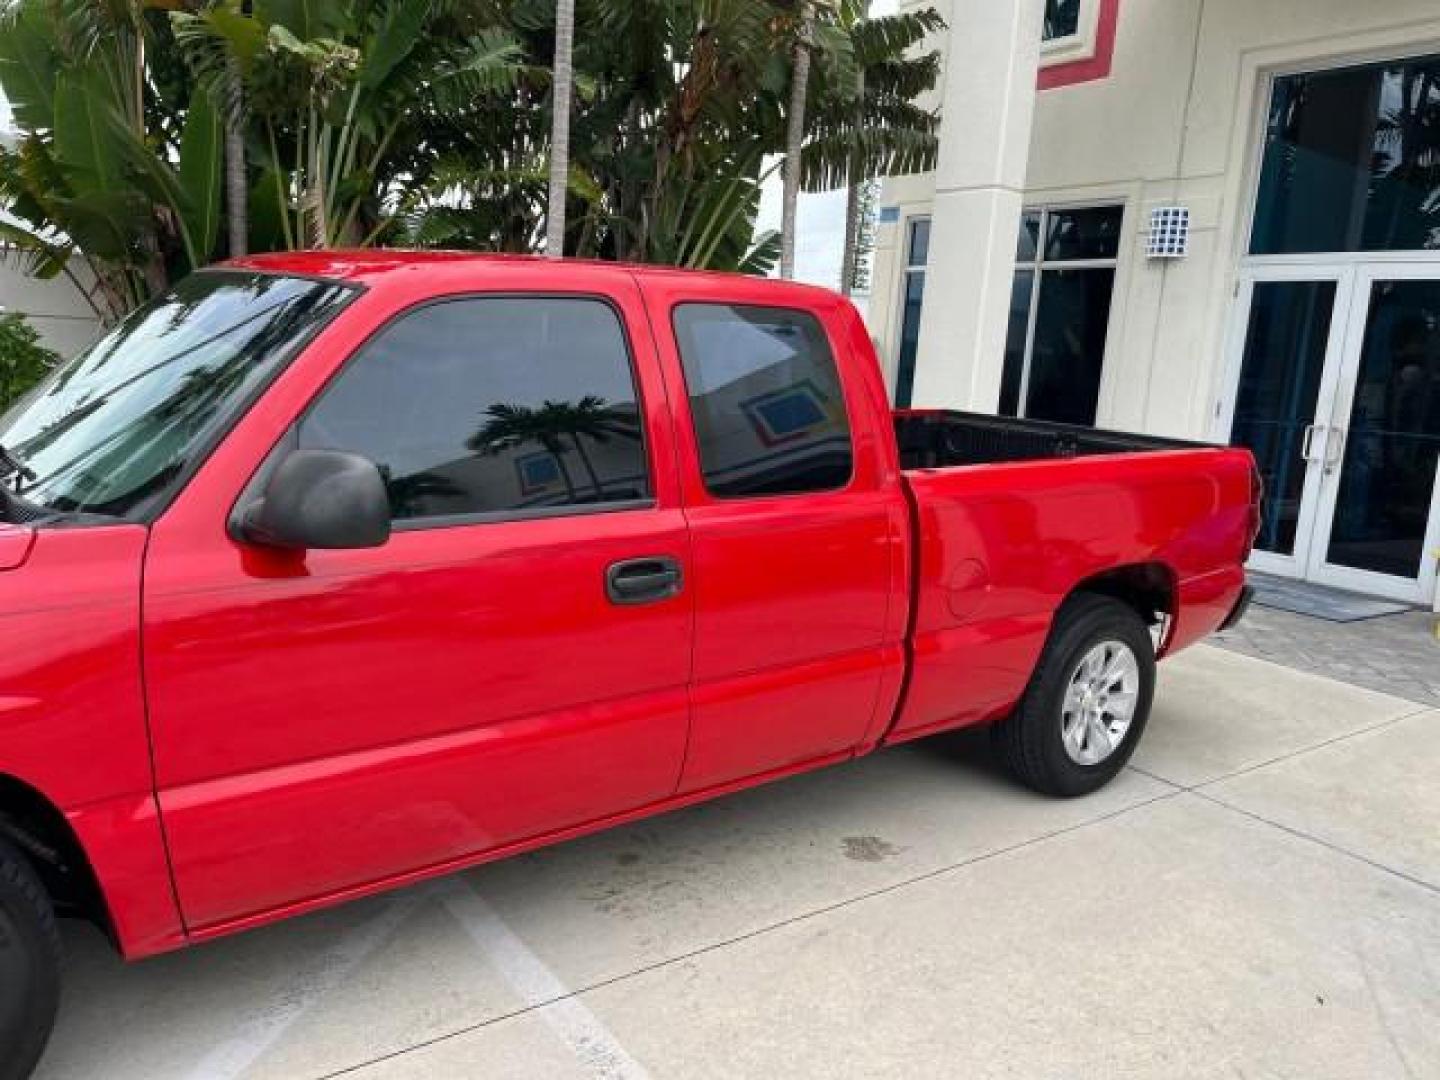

{"left": 143, "top": 278, "right": 693, "bottom": 930}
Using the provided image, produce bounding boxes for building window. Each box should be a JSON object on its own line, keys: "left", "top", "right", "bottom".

{"left": 1001, "top": 205, "right": 1123, "bottom": 426}
{"left": 1252, "top": 54, "right": 1440, "bottom": 255}
{"left": 894, "top": 218, "right": 930, "bottom": 407}
{"left": 1043, "top": 0, "right": 1082, "bottom": 42}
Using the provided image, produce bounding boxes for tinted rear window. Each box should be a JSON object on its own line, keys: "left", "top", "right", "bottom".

{"left": 672, "top": 304, "right": 853, "bottom": 499}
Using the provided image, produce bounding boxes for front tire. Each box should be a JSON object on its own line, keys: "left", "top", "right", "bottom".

{"left": 994, "top": 594, "right": 1156, "bottom": 797}
{"left": 0, "top": 838, "right": 61, "bottom": 1080}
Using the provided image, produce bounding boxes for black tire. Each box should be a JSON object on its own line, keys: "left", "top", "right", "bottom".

{"left": 994, "top": 593, "right": 1156, "bottom": 797}
{"left": 0, "top": 838, "right": 61, "bottom": 1080}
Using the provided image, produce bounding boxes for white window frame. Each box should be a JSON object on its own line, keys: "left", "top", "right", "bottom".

{"left": 1238, "top": 47, "right": 1440, "bottom": 269}
{"left": 1041, "top": 0, "right": 1102, "bottom": 67}
{"left": 1007, "top": 204, "right": 1123, "bottom": 420}
{"left": 891, "top": 215, "right": 931, "bottom": 408}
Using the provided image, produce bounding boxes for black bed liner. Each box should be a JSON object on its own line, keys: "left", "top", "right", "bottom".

{"left": 895, "top": 410, "right": 1212, "bottom": 469}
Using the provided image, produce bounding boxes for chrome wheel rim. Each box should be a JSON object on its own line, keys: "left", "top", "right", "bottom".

{"left": 1061, "top": 640, "right": 1140, "bottom": 766}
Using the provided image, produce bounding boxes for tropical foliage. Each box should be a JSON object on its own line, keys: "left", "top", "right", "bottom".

{"left": 0, "top": 0, "right": 943, "bottom": 320}
{"left": 0, "top": 312, "right": 57, "bottom": 410}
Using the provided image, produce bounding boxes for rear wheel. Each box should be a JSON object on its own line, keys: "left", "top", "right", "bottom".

{"left": 0, "top": 838, "right": 60, "bottom": 1080}
{"left": 994, "top": 594, "right": 1156, "bottom": 797}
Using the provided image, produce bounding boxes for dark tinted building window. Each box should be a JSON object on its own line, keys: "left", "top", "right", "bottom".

{"left": 672, "top": 304, "right": 853, "bottom": 498}
{"left": 298, "top": 297, "right": 649, "bottom": 522}
{"left": 1044, "top": 206, "right": 1123, "bottom": 261}
{"left": 1253, "top": 55, "right": 1440, "bottom": 254}
{"left": 1024, "top": 267, "right": 1115, "bottom": 426}
{"left": 1044, "top": 0, "right": 1081, "bottom": 41}
{"left": 1001, "top": 205, "right": 1122, "bottom": 426}
{"left": 894, "top": 217, "right": 930, "bottom": 407}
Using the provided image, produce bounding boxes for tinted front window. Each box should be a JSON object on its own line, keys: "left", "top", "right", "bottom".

{"left": 298, "top": 298, "right": 649, "bottom": 522}
{"left": 673, "top": 304, "right": 853, "bottom": 498}
{"left": 0, "top": 272, "right": 351, "bottom": 519}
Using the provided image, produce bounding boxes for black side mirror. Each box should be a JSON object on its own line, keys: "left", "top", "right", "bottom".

{"left": 237, "top": 449, "right": 391, "bottom": 550}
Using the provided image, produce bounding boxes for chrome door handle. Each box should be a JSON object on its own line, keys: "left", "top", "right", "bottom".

{"left": 1300, "top": 423, "right": 1325, "bottom": 462}
{"left": 1323, "top": 427, "right": 1346, "bottom": 475}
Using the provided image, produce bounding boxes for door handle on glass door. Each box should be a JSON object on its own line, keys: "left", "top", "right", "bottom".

{"left": 1323, "top": 427, "right": 1346, "bottom": 475}
{"left": 1301, "top": 423, "right": 1325, "bottom": 462}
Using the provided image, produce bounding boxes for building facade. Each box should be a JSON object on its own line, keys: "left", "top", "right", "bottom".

{"left": 871, "top": 0, "right": 1440, "bottom": 608}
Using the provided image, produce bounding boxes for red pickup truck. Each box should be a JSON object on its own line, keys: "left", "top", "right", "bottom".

{"left": 0, "top": 252, "right": 1256, "bottom": 1076}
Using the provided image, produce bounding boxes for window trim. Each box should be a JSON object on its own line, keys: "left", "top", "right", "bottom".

{"left": 1242, "top": 51, "right": 1440, "bottom": 263}
{"left": 233, "top": 291, "right": 659, "bottom": 535}
{"left": 893, "top": 215, "right": 931, "bottom": 409}
{"left": 669, "top": 300, "right": 858, "bottom": 502}
{"left": 1040, "top": 0, "right": 1098, "bottom": 61}
{"left": 1007, "top": 203, "right": 1125, "bottom": 422}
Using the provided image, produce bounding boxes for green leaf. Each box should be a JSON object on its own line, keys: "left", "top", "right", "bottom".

{"left": 0, "top": 1, "right": 59, "bottom": 132}
{"left": 248, "top": 167, "right": 290, "bottom": 252}
{"left": 50, "top": 192, "right": 148, "bottom": 261}
{"left": 178, "top": 89, "right": 224, "bottom": 265}
{"left": 207, "top": 7, "right": 269, "bottom": 69}
{"left": 359, "top": 0, "right": 427, "bottom": 90}
{"left": 431, "top": 29, "right": 526, "bottom": 110}
{"left": 0, "top": 220, "right": 71, "bottom": 280}
{"left": 254, "top": 0, "right": 340, "bottom": 41}
{"left": 52, "top": 74, "right": 126, "bottom": 196}
{"left": 738, "top": 229, "right": 782, "bottom": 276}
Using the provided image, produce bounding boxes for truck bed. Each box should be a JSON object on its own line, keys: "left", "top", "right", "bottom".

{"left": 888, "top": 416, "right": 1254, "bottom": 745}
{"left": 894, "top": 409, "right": 1207, "bottom": 469}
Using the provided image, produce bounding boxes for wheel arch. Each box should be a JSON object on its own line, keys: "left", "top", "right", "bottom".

{"left": 1067, "top": 562, "right": 1177, "bottom": 646}
{"left": 0, "top": 772, "right": 116, "bottom": 947}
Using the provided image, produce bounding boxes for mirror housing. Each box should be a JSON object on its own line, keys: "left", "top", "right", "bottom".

{"left": 237, "top": 449, "right": 391, "bottom": 550}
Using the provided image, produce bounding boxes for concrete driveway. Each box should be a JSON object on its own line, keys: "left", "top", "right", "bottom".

{"left": 34, "top": 645, "right": 1440, "bottom": 1080}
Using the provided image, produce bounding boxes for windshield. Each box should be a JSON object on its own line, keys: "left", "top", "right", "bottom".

{"left": 0, "top": 271, "right": 353, "bottom": 520}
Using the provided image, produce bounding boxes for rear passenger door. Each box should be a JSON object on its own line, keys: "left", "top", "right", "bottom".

{"left": 642, "top": 280, "right": 907, "bottom": 792}
{"left": 145, "top": 283, "right": 694, "bottom": 928}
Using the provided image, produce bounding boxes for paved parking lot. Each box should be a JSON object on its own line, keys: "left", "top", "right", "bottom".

{"left": 35, "top": 645, "right": 1440, "bottom": 1080}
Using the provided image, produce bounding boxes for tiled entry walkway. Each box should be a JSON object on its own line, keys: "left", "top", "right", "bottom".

{"left": 1212, "top": 601, "right": 1440, "bottom": 707}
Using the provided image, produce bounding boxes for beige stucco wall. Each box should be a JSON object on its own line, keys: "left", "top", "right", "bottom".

{"left": 0, "top": 254, "right": 103, "bottom": 358}
{"left": 873, "top": 0, "right": 1440, "bottom": 439}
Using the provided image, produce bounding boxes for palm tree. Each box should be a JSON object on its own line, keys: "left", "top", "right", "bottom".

{"left": 545, "top": 0, "right": 576, "bottom": 258}
{"left": 0, "top": 0, "right": 208, "bottom": 320}
{"left": 780, "top": 2, "right": 816, "bottom": 280}
{"left": 224, "top": 38, "right": 247, "bottom": 256}
{"left": 803, "top": 3, "right": 945, "bottom": 293}
{"left": 170, "top": 1, "right": 527, "bottom": 252}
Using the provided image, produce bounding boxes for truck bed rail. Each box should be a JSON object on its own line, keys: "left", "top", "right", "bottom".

{"left": 895, "top": 410, "right": 1210, "bottom": 469}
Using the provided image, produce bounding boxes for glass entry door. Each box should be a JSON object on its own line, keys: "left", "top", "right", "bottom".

{"left": 1224, "top": 270, "right": 1349, "bottom": 580}
{"left": 1224, "top": 265, "right": 1440, "bottom": 603}
{"left": 1310, "top": 268, "right": 1440, "bottom": 601}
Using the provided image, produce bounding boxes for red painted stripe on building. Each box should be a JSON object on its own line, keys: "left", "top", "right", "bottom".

{"left": 1038, "top": 0, "right": 1120, "bottom": 90}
